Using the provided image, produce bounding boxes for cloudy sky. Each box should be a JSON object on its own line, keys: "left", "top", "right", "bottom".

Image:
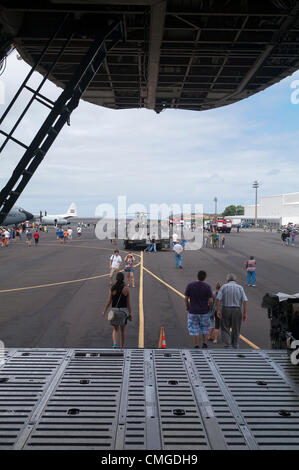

{"left": 1, "top": 52, "right": 299, "bottom": 217}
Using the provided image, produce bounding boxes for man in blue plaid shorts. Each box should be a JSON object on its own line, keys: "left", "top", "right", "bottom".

{"left": 184, "top": 271, "right": 214, "bottom": 348}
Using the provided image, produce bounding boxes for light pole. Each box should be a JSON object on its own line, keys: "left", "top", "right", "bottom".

{"left": 214, "top": 197, "right": 218, "bottom": 216}
{"left": 252, "top": 181, "right": 259, "bottom": 227}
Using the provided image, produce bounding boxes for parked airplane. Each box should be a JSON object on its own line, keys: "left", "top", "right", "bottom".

{"left": 35, "top": 203, "right": 77, "bottom": 226}
{"left": 2, "top": 206, "right": 33, "bottom": 226}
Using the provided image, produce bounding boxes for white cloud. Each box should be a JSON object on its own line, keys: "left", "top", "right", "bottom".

{"left": 0, "top": 52, "right": 299, "bottom": 216}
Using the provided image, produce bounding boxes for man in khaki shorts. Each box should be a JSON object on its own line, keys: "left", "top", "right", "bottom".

{"left": 109, "top": 250, "right": 122, "bottom": 285}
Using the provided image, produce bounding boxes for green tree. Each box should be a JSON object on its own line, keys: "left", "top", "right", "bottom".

{"left": 222, "top": 205, "right": 244, "bottom": 217}
{"left": 222, "top": 205, "right": 237, "bottom": 217}
{"left": 235, "top": 205, "right": 244, "bottom": 215}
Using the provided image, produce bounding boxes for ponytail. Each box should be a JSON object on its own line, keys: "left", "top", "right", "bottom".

{"left": 111, "top": 271, "right": 125, "bottom": 293}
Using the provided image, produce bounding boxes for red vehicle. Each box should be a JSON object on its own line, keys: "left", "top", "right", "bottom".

{"left": 207, "top": 218, "right": 232, "bottom": 233}
{"left": 216, "top": 219, "right": 232, "bottom": 233}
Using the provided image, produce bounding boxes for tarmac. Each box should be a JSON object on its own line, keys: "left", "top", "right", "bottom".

{"left": 0, "top": 227, "right": 298, "bottom": 350}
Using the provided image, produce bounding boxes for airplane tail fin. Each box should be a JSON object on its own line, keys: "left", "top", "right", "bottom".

{"left": 65, "top": 202, "right": 77, "bottom": 218}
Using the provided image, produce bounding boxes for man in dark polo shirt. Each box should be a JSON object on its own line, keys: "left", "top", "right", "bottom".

{"left": 184, "top": 271, "right": 214, "bottom": 349}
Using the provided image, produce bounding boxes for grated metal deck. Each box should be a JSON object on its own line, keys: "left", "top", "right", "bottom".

{"left": 0, "top": 349, "right": 298, "bottom": 450}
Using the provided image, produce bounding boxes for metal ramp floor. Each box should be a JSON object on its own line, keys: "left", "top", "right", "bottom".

{"left": 0, "top": 349, "right": 298, "bottom": 450}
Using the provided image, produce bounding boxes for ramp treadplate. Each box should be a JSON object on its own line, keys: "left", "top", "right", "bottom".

{"left": 0, "top": 349, "right": 298, "bottom": 450}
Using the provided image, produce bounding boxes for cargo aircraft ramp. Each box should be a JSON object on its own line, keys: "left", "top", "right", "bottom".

{"left": 0, "top": 348, "right": 298, "bottom": 450}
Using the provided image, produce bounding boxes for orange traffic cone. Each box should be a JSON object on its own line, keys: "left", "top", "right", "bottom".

{"left": 158, "top": 327, "right": 166, "bottom": 349}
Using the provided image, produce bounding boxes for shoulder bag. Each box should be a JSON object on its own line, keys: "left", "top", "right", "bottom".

{"left": 107, "top": 290, "right": 128, "bottom": 326}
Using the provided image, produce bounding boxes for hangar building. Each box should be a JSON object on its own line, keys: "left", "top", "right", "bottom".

{"left": 244, "top": 192, "right": 299, "bottom": 227}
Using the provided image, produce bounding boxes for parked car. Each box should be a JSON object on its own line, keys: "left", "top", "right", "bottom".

{"left": 240, "top": 223, "right": 251, "bottom": 228}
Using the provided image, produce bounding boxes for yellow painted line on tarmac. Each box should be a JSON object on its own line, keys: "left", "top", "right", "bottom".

{"left": 138, "top": 251, "right": 144, "bottom": 348}
{"left": 143, "top": 266, "right": 260, "bottom": 350}
{"left": 0, "top": 273, "right": 111, "bottom": 293}
{"left": 239, "top": 334, "right": 260, "bottom": 350}
{"left": 0, "top": 241, "right": 141, "bottom": 295}
{"left": 0, "top": 262, "right": 141, "bottom": 294}
{"left": 143, "top": 266, "right": 185, "bottom": 299}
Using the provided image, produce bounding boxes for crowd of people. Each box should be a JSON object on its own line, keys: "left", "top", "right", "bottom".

{"left": 102, "top": 262, "right": 251, "bottom": 350}
{"left": 103, "top": 250, "right": 137, "bottom": 348}
{"left": 1, "top": 223, "right": 81, "bottom": 248}
{"left": 184, "top": 271, "right": 248, "bottom": 349}
{"left": 204, "top": 230, "right": 226, "bottom": 248}
{"left": 144, "top": 233, "right": 157, "bottom": 252}
{"left": 281, "top": 226, "right": 296, "bottom": 246}
{"left": 0, "top": 219, "right": 284, "bottom": 351}
{"left": 108, "top": 249, "right": 136, "bottom": 287}
{"left": 1, "top": 224, "right": 26, "bottom": 246}
{"left": 102, "top": 227, "right": 257, "bottom": 349}
{"left": 0, "top": 224, "right": 43, "bottom": 247}
{"left": 55, "top": 226, "right": 74, "bottom": 243}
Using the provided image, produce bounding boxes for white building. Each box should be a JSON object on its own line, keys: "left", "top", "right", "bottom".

{"left": 244, "top": 192, "right": 299, "bottom": 227}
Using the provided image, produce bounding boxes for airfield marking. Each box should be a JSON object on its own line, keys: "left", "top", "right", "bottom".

{"left": 0, "top": 239, "right": 259, "bottom": 349}
{"left": 143, "top": 266, "right": 260, "bottom": 350}
{"left": 143, "top": 266, "right": 186, "bottom": 298}
{"left": 0, "top": 274, "right": 111, "bottom": 293}
{"left": 0, "top": 244, "right": 141, "bottom": 293}
{"left": 237, "top": 335, "right": 260, "bottom": 350}
{"left": 0, "top": 264, "right": 141, "bottom": 294}
{"left": 138, "top": 251, "right": 144, "bottom": 348}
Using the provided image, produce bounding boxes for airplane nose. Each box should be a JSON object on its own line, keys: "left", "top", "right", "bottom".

{"left": 24, "top": 210, "right": 33, "bottom": 220}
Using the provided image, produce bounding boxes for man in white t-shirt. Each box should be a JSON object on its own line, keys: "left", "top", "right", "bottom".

{"left": 77, "top": 226, "right": 82, "bottom": 237}
{"left": 109, "top": 250, "right": 122, "bottom": 285}
{"left": 172, "top": 232, "right": 179, "bottom": 249}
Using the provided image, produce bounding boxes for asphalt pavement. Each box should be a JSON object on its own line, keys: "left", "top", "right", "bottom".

{"left": 0, "top": 228, "right": 298, "bottom": 350}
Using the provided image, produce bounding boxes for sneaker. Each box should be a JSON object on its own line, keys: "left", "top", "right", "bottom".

{"left": 112, "top": 344, "right": 117, "bottom": 349}
{"left": 202, "top": 343, "right": 208, "bottom": 349}
{"left": 194, "top": 345, "right": 199, "bottom": 348}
